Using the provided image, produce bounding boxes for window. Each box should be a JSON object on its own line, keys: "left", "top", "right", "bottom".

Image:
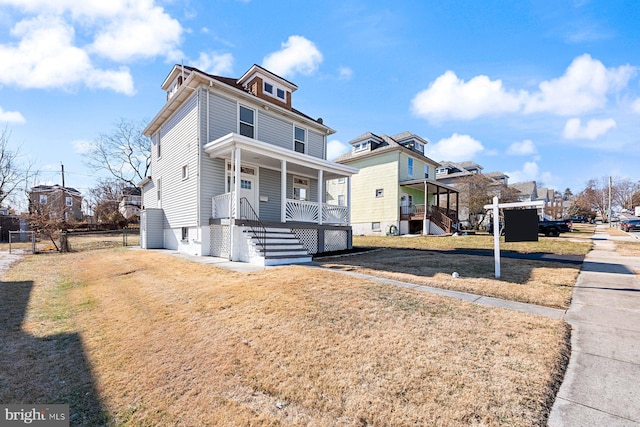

{"left": 65, "top": 196, "right": 72, "bottom": 207}
{"left": 375, "top": 189, "right": 384, "bottom": 198}
{"left": 372, "top": 222, "right": 381, "bottom": 232}
{"left": 182, "top": 165, "right": 189, "bottom": 180}
{"left": 264, "top": 82, "right": 273, "bottom": 94}
{"left": 39, "top": 194, "right": 47, "bottom": 204}
{"left": 415, "top": 141, "right": 424, "bottom": 154}
{"left": 294, "top": 126, "right": 306, "bottom": 153}
{"left": 338, "top": 194, "right": 345, "bottom": 206}
{"left": 277, "top": 88, "right": 285, "bottom": 99}
{"left": 239, "top": 105, "right": 255, "bottom": 138}
{"left": 181, "top": 227, "right": 188, "bottom": 241}
{"left": 293, "top": 177, "right": 309, "bottom": 201}
{"left": 156, "top": 134, "right": 161, "bottom": 158}
{"left": 241, "top": 179, "right": 252, "bottom": 190}
{"left": 337, "top": 177, "right": 345, "bottom": 184}
{"left": 354, "top": 141, "right": 369, "bottom": 152}
{"left": 424, "top": 165, "right": 430, "bottom": 179}
{"left": 157, "top": 178, "right": 162, "bottom": 207}
{"left": 408, "top": 157, "right": 414, "bottom": 177}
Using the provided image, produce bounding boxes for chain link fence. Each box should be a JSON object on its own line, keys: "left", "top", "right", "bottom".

{"left": 7, "top": 228, "right": 140, "bottom": 254}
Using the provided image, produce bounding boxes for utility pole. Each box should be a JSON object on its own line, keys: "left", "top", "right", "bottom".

{"left": 61, "top": 163, "right": 66, "bottom": 224}
{"left": 609, "top": 176, "right": 612, "bottom": 228}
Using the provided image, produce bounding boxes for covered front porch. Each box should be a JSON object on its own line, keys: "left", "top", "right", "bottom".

{"left": 399, "top": 179, "right": 459, "bottom": 234}
{"left": 204, "top": 133, "right": 357, "bottom": 262}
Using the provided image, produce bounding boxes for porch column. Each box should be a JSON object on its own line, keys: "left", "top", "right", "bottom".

{"left": 347, "top": 176, "right": 351, "bottom": 225}
{"left": 423, "top": 180, "right": 428, "bottom": 235}
{"left": 281, "top": 160, "right": 287, "bottom": 223}
{"left": 318, "top": 169, "right": 323, "bottom": 225}
{"left": 234, "top": 146, "right": 241, "bottom": 220}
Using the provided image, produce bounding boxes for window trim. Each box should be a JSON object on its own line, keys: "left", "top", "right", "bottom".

{"left": 264, "top": 82, "right": 273, "bottom": 94}
{"left": 293, "top": 176, "right": 309, "bottom": 201}
{"left": 294, "top": 126, "right": 306, "bottom": 154}
{"left": 182, "top": 164, "right": 189, "bottom": 180}
{"left": 65, "top": 196, "right": 73, "bottom": 207}
{"left": 408, "top": 157, "right": 414, "bottom": 178}
{"left": 39, "top": 194, "right": 47, "bottom": 204}
{"left": 424, "top": 164, "right": 429, "bottom": 179}
{"left": 372, "top": 222, "right": 381, "bottom": 232}
{"left": 375, "top": 188, "right": 384, "bottom": 198}
{"left": 239, "top": 105, "right": 255, "bottom": 138}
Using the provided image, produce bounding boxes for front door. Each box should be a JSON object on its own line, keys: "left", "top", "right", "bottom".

{"left": 239, "top": 174, "right": 257, "bottom": 214}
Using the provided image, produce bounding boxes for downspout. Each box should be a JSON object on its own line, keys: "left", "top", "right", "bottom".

{"left": 196, "top": 87, "right": 201, "bottom": 246}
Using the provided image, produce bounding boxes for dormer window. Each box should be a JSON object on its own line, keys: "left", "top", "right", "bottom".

{"left": 264, "top": 82, "right": 273, "bottom": 94}
{"left": 262, "top": 79, "right": 288, "bottom": 102}
{"left": 415, "top": 141, "right": 424, "bottom": 154}
{"left": 353, "top": 141, "right": 370, "bottom": 152}
{"left": 277, "top": 88, "right": 285, "bottom": 99}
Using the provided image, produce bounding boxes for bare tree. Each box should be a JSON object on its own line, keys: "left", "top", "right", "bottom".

{"left": 613, "top": 178, "right": 638, "bottom": 210}
{"left": 457, "top": 174, "right": 520, "bottom": 229}
{"left": 86, "top": 178, "right": 129, "bottom": 228}
{"left": 0, "top": 126, "right": 33, "bottom": 208}
{"left": 83, "top": 119, "right": 150, "bottom": 187}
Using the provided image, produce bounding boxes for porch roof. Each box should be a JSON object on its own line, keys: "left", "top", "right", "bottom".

{"left": 399, "top": 178, "right": 459, "bottom": 194}
{"left": 203, "top": 133, "right": 359, "bottom": 180}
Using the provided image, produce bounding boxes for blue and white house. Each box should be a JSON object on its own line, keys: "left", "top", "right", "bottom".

{"left": 139, "top": 64, "right": 357, "bottom": 265}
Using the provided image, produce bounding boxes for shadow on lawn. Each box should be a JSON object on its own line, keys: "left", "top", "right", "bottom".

{"left": 0, "top": 280, "right": 108, "bottom": 426}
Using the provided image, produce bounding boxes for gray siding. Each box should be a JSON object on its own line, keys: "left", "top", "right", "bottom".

{"left": 257, "top": 112, "right": 292, "bottom": 150}
{"left": 258, "top": 168, "right": 281, "bottom": 222}
{"left": 155, "top": 92, "right": 199, "bottom": 228}
{"left": 207, "top": 91, "right": 237, "bottom": 142}
{"left": 200, "top": 157, "right": 226, "bottom": 220}
{"left": 308, "top": 130, "right": 325, "bottom": 159}
{"left": 141, "top": 208, "right": 164, "bottom": 249}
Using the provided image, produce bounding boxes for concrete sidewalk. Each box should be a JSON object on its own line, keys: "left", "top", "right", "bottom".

{"left": 549, "top": 225, "right": 640, "bottom": 426}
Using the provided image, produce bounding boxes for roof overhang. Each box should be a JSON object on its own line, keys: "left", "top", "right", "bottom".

{"left": 400, "top": 178, "right": 459, "bottom": 194}
{"left": 204, "top": 133, "right": 358, "bottom": 180}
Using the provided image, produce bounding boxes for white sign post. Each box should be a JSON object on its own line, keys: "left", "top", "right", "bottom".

{"left": 483, "top": 198, "right": 545, "bottom": 279}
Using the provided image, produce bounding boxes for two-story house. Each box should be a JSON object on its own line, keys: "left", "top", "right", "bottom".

{"left": 139, "top": 64, "right": 357, "bottom": 265}
{"left": 119, "top": 187, "right": 142, "bottom": 220}
{"left": 329, "top": 132, "right": 458, "bottom": 236}
{"left": 28, "top": 185, "right": 83, "bottom": 222}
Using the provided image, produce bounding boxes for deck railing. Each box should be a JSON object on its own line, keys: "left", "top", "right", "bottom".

{"left": 212, "top": 192, "right": 233, "bottom": 219}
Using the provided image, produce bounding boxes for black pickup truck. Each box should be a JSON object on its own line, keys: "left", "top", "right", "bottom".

{"left": 538, "top": 219, "right": 572, "bottom": 237}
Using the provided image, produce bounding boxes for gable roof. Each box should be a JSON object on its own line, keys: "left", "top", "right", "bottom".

{"left": 509, "top": 181, "right": 537, "bottom": 197}
{"left": 333, "top": 131, "right": 439, "bottom": 165}
{"left": 145, "top": 64, "right": 333, "bottom": 137}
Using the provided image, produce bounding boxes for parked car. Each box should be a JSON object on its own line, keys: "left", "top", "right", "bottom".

{"left": 571, "top": 215, "right": 589, "bottom": 223}
{"left": 621, "top": 219, "right": 640, "bottom": 232}
{"left": 538, "top": 219, "right": 572, "bottom": 237}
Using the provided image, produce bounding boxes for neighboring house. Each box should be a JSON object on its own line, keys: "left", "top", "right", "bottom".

{"left": 436, "top": 161, "right": 513, "bottom": 228}
{"left": 330, "top": 131, "right": 459, "bottom": 236}
{"left": 28, "top": 185, "right": 83, "bottom": 222}
{"left": 140, "top": 64, "right": 357, "bottom": 265}
{"left": 509, "top": 181, "right": 538, "bottom": 202}
{"left": 538, "top": 187, "right": 565, "bottom": 219}
{"left": 119, "top": 187, "right": 142, "bottom": 220}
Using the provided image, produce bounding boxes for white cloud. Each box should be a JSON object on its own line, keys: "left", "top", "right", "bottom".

{"left": 72, "top": 139, "right": 95, "bottom": 154}
{"left": 425, "top": 133, "right": 484, "bottom": 162}
{"left": 411, "top": 71, "right": 523, "bottom": 121}
{"left": 338, "top": 66, "right": 353, "bottom": 80}
{"left": 506, "top": 161, "right": 553, "bottom": 185}
{"left": 506, "top": 139, "right": 536, "bottom": 156}
{"left": 326, "top": 139, "right": 350, "bottom": 160}
{"left": 632, "top": 98, "right": 640, "bottom": 114}
{"left": 89, "top": 2, "right": 183, "bottom": 62}
{"left": 562, "top": 117, "right": 617, "bottom": 140}
{"left": 524, "top": 54, "right": 636, "bottom": 115}
{"left": 0, "top": 107, "right": 26, "bottom": 123}
{"left": 0, "top": 16, "right": 135, "bottom": 94}
{"left": 193, "top": 52, "right": 234, "bottom": 75}
{"left": 411, "top": 54, "right": 637, "bottom": 121}
{"left": 262, "top": 36, "right": 323, "bottom": 78}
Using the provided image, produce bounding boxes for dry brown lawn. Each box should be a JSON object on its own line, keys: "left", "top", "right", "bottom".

{"left": 614, "top": 240, "right": 640, "bottom": 257}
{"left": 0, "top": 249, "right": 570, "bottom": 426}
{"left": 354, "top": 232, "right": 592, "bottom": 256}
{"left": 319, "top": 249, "right": 578, "bottom": 309}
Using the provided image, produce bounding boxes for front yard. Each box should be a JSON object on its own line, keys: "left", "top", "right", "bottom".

{"left": 0, "top": 248, "right": 570, "bottom": 426}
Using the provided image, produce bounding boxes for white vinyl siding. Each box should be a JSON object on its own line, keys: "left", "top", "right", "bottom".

{"left": 154, "top": 92, "right": 199, "bottom": 228}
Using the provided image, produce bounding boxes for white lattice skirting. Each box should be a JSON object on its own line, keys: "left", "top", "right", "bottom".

{"left": 324, "top": 230, "right": 348, "bottom": 252}
{"left": 210, "top": 225, "right": 230, "bottom": 257}
{"left": 292, "top": 228, "right": 319, "bottom": 254}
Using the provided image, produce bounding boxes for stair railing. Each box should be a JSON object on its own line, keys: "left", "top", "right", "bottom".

{"left": 239, "top": 197, "right": 267, "bottom": 257}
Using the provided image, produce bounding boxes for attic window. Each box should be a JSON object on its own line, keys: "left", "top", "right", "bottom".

{"left": 264, "top": 82, "right": 273, "bottom": 94}
{"left": 415, "top": 142, "right": 424, "bottom": 154}
{"left": 354, "top": 141, "right": 369, "bottom": 152}
{"left": 277, "top": 88, "right": 285, "bottom": 99}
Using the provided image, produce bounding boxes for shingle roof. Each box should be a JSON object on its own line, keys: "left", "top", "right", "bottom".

{"left": 333, "top": 131, "right": 438, "bottom": 165}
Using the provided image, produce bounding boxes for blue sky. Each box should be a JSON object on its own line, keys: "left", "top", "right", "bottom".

{"left": 1, "top": 0, "right": 639, "bottom": 210}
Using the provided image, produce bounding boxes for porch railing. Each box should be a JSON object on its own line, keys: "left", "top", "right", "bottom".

{"left": 323, "top": 204, "right": 349, "bottom": 225}
{"left": 285, "top": 199, "right": 319, "bottom": 223}
{"left": 238, "top": 197, "right": 267, "bottom": 257}
{"left": 212, "top": 192, "right": 233, "bottom": 219}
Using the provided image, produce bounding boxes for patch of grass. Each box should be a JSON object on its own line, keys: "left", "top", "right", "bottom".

{"left": 0, "top": 249, "right": 570, "bottom": 426}
{"left": 615, "top": 240, "right": 640, "bottom": 256}
{"left": 319, "top": 248, "right": 578, "bottom": 309}
{"left": 354, "top": 232, "right": 592, "bottom": 256}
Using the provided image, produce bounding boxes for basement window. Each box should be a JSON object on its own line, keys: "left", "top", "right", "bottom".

{"left": 181, "top": 227, "right": 188, "bottom": 241}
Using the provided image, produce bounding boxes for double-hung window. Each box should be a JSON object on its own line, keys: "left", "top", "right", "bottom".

{"left": 408, "top": 157, "right": 414, "bottom": 177}
{"left": 239, "top": 105, "right": 255, "bottom": 138}
{"left": 293, "top": 177, "right": 309, "bottom": 201}
{"left": 294, "top": 126, "right": 306, "bottom": 153}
